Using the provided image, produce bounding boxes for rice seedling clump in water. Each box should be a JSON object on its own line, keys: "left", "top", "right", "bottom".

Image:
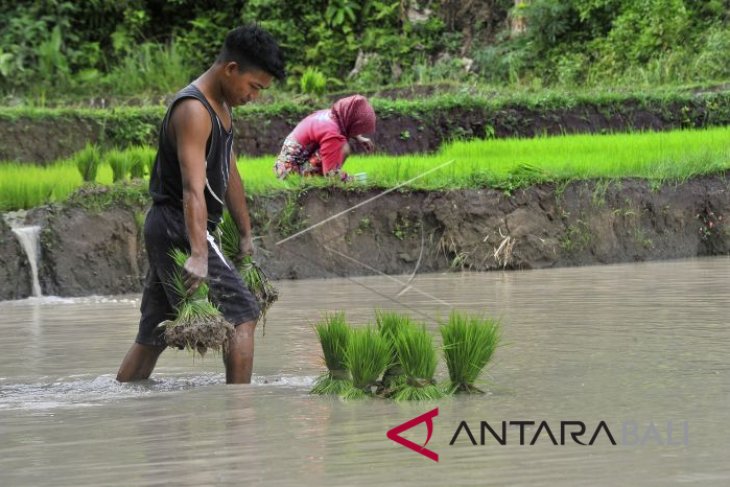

{"left": 440, "top": 312, "right": 501, "bottom": 394}
{"left": 375, "top": 311, "right": 412, "bottom": 395}
{"left": 310, "top": 312, "right": 352, "bottom": 395}
{"left": 162, "top": 248, "right": 234, "bottom": 356}
{"left": 342, "top": 326, "right": 390, "bottom": 399}
{"left": 392, "top": 322, "right": 444, "bottom": 401}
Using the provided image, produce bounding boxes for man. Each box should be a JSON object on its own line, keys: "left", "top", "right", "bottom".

{"left": 117, "top": 25, "right": 285, "bottom": 384}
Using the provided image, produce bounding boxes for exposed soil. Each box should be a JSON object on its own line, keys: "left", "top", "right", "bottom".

{"left": 3, "top": 93, "right": 730, "bottom": 163}
{"left": 32, "top": 204, "right": 146, "bottom": 297}
{"left": 2, "top": 174, "right": 727, "bottom": 300}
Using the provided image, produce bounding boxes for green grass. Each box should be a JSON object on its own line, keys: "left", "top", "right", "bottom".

{"left": 1, "top": 126, "right": 729, "bottom": 211}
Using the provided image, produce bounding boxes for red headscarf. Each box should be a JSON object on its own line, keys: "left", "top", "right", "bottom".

{"left": 331, "top": 95, "right": 376, "bottom": 139}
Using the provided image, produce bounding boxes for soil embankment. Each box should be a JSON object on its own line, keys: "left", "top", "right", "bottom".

{"left": 1, "top": 174, "right": 728, "bottom": 300}
{"left": 4, "top": 91, "right": 730, "bottom": 164}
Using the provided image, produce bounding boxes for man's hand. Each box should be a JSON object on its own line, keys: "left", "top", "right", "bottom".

{"left": 355, "top": 135, "right": 375, "bottom": 153}
{"left": 237, "top": 234, "right": 255, "bottom": 262}
{"left": 183, "top": 254, "right": 208, "bottom": 294}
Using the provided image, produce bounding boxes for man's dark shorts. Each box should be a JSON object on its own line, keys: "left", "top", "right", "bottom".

{"left": 136, "top": 204, "right": 260, "bottom": 347}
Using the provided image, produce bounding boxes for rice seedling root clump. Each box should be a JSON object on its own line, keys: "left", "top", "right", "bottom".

{"left": 163, "top": 315, "right": 234, "bottom": 356}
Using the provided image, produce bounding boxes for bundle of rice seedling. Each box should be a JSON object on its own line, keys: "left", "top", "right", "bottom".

{"left": 342, "top": 326, "right": 390, "bottom": 399}
{"left": 440, "top": 312, "right": 501, "bottom": 394}
{"left": 218, "top": 211, "right": 279, "bottom": 328}
{"left": 310, "top": 312, "right": 352, "bottom": 395}
{"left": 375, "top": 311, "right": 412, "bottom": 395}
{"left": 162, "top": 249, "right": 234, "bottom": 356}
{"left": 391, "top": 323, "right": 444, "bottom": 401}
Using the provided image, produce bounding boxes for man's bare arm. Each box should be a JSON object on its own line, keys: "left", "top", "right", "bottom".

{"left": 169, "top": 99, "right": 212, "bottom": 289}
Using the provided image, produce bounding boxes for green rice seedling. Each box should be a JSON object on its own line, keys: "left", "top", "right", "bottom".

{"left": 310, "top": 312, "right": 353, "bottom": 395}
{"left": 105, "top": 149, "right": 131, "bottom": 182}
{"left": 218, "top": 210, "right": 241, "bottom": 259}
{"left": 440, "top": 312, "right": 501, "bottom": 394}
{"left": 5, "top": 125, "right": 730, "bottom": 212}
{"left": 239, "top": 254, "right": 279, "bottom": 323}
{"left": 75, "top": 143, "right": 101, "bottom": 182}
{"left": 0, "top": 160, "right": 81, "bottom": 211}
{"left": 127, "top": 146, "right": 156, "bottom": 179}
{"left": 163, "top": 248, "right": 233, "bottom": 356}
{"left": 392, "top": 323, "right": 445, "bottom": 401}
{"left": 375, "top": 311, "right": 413, "bottom": 394}
{"left": 342, "top": 326, "right": 391, "bottom": 399}
{"left": 217, "top": 211, "right": 279, "bottom": 328}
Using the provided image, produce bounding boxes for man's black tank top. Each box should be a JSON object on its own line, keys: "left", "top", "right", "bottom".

{"left": 149, "top": 84, "right": 233, "bottom": 231}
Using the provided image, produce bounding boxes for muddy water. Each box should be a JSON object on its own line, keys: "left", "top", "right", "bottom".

{"left": 1, "top": 258, "right": 728, "bottom": 486}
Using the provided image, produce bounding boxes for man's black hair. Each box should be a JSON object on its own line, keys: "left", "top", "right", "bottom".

{"left": 217, "top": 24, "right": 286, "bottom": 81}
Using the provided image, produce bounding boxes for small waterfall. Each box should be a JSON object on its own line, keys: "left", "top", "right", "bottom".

{"left": 11, "top": 226, "right": 42, "bottom": 297}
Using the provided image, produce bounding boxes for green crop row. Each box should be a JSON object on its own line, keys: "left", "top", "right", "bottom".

{"left": 2, "top": 126, "right": 729, "bottom": 212}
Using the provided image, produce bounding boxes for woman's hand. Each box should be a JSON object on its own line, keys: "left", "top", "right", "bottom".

{"left": 355, "top": 135, "right": 375, "bottom": 153}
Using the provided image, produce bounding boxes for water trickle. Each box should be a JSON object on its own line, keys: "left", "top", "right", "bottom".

{"left": 10, "top": 225, "right": 42, "bottom": 297}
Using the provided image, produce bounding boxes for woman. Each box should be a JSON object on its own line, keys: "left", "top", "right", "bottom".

{"left": 274, "top": 94, "right": 376, "bottom": 180}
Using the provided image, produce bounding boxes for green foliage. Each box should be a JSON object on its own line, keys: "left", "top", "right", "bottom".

{"left": 477, "top": 0, "right": 730, "bottom": 88}
{"left": 299, "top": 67, "right": 327, "bottom": 96}
{"left": 440, "top": 312, "right": 501, "bottom": 393}
{"left": 101, "top": 41, "right": 193, "bottom": 97}
{"left": 64, "top": 179, "right": 149, "bottom": 213}
{"left": 75, "top": 143, "right": 101, "bottom": 182}
{"left": 104, "top": 110, "right": 158, "bottom": 147}
{"left": 2, "top": 0, "right": 730, "bottom": 99}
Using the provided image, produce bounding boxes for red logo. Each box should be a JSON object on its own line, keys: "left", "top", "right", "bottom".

{"left": 386, "top": 408, "right": 439, "bottom": 462}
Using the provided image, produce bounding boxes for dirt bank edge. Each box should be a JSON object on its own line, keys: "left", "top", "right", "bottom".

{"left": 1, "top": 174, "right": 728, "bottom": 299}
{"left": 4, "top": 90, "right": 730, "bottom": 164}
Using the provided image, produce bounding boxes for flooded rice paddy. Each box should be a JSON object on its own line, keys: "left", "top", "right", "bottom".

{"left": 1, "top": 258, "right": 729, "bottom": 486}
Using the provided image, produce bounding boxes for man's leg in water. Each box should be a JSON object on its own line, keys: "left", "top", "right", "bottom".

{"left": 116, "top": 343, "right": 166, "bottom": 382}
{"left": 224, "top": 320, "right": 257, "bottom": 384}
